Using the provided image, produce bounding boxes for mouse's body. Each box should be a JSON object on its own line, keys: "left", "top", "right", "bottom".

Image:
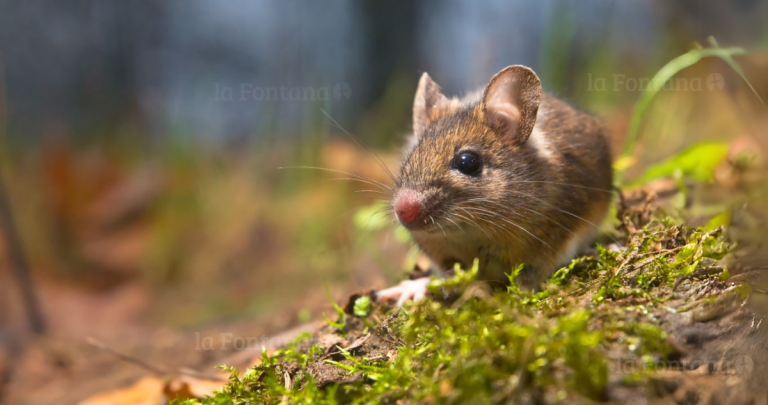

{"left": 378, "top": 66, "right": 612, "bottom": 304}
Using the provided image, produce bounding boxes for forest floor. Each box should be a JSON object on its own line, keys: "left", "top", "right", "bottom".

{"left": 164, "top": 187, "right": 768, "bottom": 404}
{"left": 4, "top": 165, "right": 768, "bottom": 404}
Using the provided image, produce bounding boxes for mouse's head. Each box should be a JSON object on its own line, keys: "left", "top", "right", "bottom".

{"left": 393, "top": 65, "right": 544, "bottom": 237}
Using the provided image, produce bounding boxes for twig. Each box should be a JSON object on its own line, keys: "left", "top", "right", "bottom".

{"left": 85, "top": 337, "right": 227, "bottom": 381}
{"left": 281, "top": 370, "right": 293, "bottom": 403}
{"left": 0, "top": 175, "right": 46, "bottom": 335}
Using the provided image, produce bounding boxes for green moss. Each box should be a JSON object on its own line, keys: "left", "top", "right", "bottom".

{"left": 352, "top": 296, "right": 371, "bottom": 318}
{"left": 171, "top": 217, "right": 738, "bottom": 404}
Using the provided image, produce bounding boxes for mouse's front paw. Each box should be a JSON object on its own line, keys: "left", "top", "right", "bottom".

{"left": 376, "top": 277, "right": 432, "bottom": 307}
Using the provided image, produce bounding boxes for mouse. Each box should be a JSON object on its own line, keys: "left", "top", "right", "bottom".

{"left": 376, "top": 65, "right": 613, "bottom": 306}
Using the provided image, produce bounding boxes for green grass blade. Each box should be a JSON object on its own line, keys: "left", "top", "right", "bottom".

{"left": 617, "top": 46, "right": 752, "bottom": 184}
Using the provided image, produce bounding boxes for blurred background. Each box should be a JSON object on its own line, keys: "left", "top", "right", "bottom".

{"left": 1, "top": 1, "right": 767, "bottom": 403}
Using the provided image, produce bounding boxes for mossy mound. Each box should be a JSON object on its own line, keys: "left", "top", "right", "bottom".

{"left": 174, "top": 211, "right": 757, "bottom": 404}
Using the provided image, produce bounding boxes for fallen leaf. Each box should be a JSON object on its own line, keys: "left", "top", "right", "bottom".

{"left": 164, "top": 375, "right": 224, "bottom": 401}
{"left": 77, "top": 376, "right": 164, "bottom": 405}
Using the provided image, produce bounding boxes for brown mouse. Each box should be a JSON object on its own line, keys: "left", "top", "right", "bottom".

{"left": 377, "top": 65, "right": 613, "bottom": 305}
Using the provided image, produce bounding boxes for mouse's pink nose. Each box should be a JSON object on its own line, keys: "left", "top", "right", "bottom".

{"left": 394, "top": 192, "right": 423, "bottom": 225}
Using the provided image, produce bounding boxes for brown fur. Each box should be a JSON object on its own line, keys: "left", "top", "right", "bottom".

{"left": 395, "top": 65, "right": 613, "bottom": 288}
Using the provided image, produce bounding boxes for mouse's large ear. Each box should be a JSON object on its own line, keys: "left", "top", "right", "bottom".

{"left": 413, "top": 72, "right": 448, "bottom": 137}
{"left": 482, "top": 65, "right": 541, "bottom": 145}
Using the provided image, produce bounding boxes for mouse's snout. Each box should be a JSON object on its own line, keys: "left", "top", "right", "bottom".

{"left": 393, "top": 189, "right": 426, "bottom": 227}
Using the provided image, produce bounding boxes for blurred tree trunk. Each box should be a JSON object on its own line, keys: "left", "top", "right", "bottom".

{"left": 357, "top": 0, "right": 419, "bottom": 147}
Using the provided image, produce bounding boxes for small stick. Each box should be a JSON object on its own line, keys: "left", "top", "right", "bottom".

{"left": 0, "top": 175, "right": 46, "bottom": 335}
{"left": 85, "top": 337, "right": 227, "bottom": 381}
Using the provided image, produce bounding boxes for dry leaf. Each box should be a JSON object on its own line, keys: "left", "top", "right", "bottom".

{"left": 77, "top": 376, "right": 165, "bottom": 405}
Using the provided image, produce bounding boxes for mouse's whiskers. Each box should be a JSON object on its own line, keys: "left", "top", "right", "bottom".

{"left": 503, "top": 189, "right": 620, "bottom": 245}
{"left": 497, "top": 180, "right": 613, "bottom": 194}
{"left": 450, "top": 208, "right": 491, "bottom": 239}
{"left": 279, "top": 166, "right": 393, "bottom": 195}
{"left": 459, "top": 205, "right": 556, "bottom": 253}
{"left": 457, "top": 185, "right": 619, "bottom": 245}
{"left": 320, "top": 109, "right": 399, "bottom": 186}
{"left": 462, "top": 196, "right": 581, "bottom": 241}
{"left": 454, "top": 206, "right": 528, "bottom": 248}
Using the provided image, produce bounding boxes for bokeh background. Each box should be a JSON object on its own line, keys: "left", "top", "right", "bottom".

{"left": 1, "top": 1, "right": 767, "bottom": 403}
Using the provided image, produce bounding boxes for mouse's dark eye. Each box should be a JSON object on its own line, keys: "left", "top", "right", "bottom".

{"left": 454, "top": 151, "right": 482, "bottom": 176}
